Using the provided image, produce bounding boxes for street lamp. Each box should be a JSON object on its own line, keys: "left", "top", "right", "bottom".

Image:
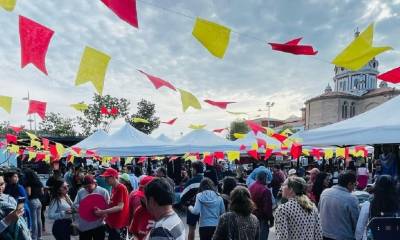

{"left": 266, "top": 101, "right": 275, "bottom": 128}
{"left": 22, "top": 92, "right": 35, "bottom": 131}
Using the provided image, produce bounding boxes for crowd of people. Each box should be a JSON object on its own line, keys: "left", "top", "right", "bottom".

{"left": 0, "top": 156, "right": 399, "bottom": 240}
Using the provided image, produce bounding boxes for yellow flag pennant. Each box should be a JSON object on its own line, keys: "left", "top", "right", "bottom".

{"left": 233, "top": 133, "right": 246, "bottom": 139}
{"left": 264, "top": 127, "right": 275, "bottom": 136}
{"left": 302, "top": 149, "right": 310, "bottom": 156}
{"left": 132, "top": 117, "right": 150, "bottom": 124}
{"left": 56, "top": 143, "right": 66, "bottom": 156}
{"left": 267, "top": 144, "right": 277, "bottom": 150}
{"left": 8, "top": 144, "right": 19, "bottom": 154}
{"left": 178, "top": 89, "right": 201, "bottom": 112}
{"left": 332, "top": 23, "right": 392, "bottom": 71}
{"left": 0, "top": 95, "right": 12, "bottom": 113}
{"left": 280, "top": 128, "right": 293, "bottom": 137}
{"left": 26, "top": 132, "right": 38, "bottom": 140}
{"left": 28, "top": 151, "right": 37, "bottom": 161}
{"left": 324, "top": 149, "right": 334, "bottom": 159}
{"left": 251, "top": 143, "right": 258, "bottom": 150}
{"left": 75, "top": 46, "right": 111, "bottom": 95}
{"left": 192, "top": 17, "right": 231, "bottom": 58}
{"left": 70, "top": 103, "right": 88, "bottom": 112}
{"left": 336, "top": 148, "right": 346, "bottom": 158}
{"left": 189, "top": 124, "right": 206, "bottom": 130}
{"left": 31, "top": 140, "right": 41, "bottom": 148}
{"left": 125, "top": 157, "right": 133, "bottom": 164}
{"left": 0, "top": 0, "right": 16, "bottom": 11}
{"left": 227, "top": 151, "right": 240, "bottom": 161}
{"left": 44, "top": 154, "right": 51, "bottom": 163}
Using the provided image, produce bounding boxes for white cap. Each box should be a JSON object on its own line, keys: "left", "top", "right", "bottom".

{"left": 288, "top": 169, "right": 297, "bottom": 175}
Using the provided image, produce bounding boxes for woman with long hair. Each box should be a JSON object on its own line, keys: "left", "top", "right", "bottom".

{"left": 23, "top": 169, "right": 43, "bottom": 240}
{"left": 213, "top": 186, "right": 259, "bottom": 240}
{"left": 275, "top": 176, "right": 322, "bottom": 240}
{"left": 221, "top": 177, "right": 237, "bottom": 211}
{"left": 309, "top": 172, "right": 330, "bottom": 205}
{"left": 47, "top": 179, "right": 74, "bottom": 240}
{"left": 189, "top": 177, "right": 225, "bottom": 240}
{"left": 355, "top": 175, "right": 399, "bottom": 240}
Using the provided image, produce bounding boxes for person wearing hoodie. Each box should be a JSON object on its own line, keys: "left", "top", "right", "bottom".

{"left": 189, "top": 178, "right": 225, "bottom": 240}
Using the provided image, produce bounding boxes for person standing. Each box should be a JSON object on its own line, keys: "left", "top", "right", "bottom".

{"left": 275, "top": 177, "right": 322, "bottom": 240}
{"left": 23, "top": 169, "right": 43, "bottom": 240}
{"left": 74, "top": 175, "right": 110, "bottom": 240}
{"left": 94, "top": 168, "right": 129, "bottom": 240}
{"left": 48, "top": 179, "right": 74, "bottom": 240}
{"left": 220, "top": 177, "right": 237, "bottom": 211}
{"left": 249, "top": 171, "right": 273, "bottom": 240}
{"left": 271, "top": 165, "right": 286, "bottom": 198}
{"left": 145, "top": 178, "right": 185, "bottom": 240}
{"left": 156, "top": 167, "right": 175, "bottom": 190}
{"left": 188, "top": 178, "right": 225, "bottom": 240}
{"left": 309, "top": 172, "right": 330, "bottom": 205}
{"left": 319, "top": 171, "right": 359, "bottom": 240}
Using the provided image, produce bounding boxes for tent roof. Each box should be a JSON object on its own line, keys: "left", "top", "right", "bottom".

{"left": 297, "top": 95, "right": 400, "bottom": 146}
{"left": 72, "top": 129, "right": 108, "bottom": 149}
{"left": 156, "top": 134, "right": 174, "bottom": 143}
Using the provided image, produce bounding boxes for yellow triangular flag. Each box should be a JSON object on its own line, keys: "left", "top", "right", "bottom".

{"left": 178, "top": 89, "right": 201, "bottom": 112}
{"left": 0, "top": 0, "right": 16, "bottom": 11}
{"left": 132, "top": 117, "right": 150, "bottom": 124}
{"left": 264, "top": 127, "right": 275, "bottom": 136}
{"left": 75, "top": 46, "right": 110, "bottom": 95}
{"left": 0, "top": 95, "right": 12, "bottom": 113}
{"left": 336, "top": 148, "right": 346, "bottom": 158}
{"left": 251, "top": 143, "right": 258, "bottom": 150}
{"left": 44, "top": 154, "right": 51, "bottom": 163}
{"left": 8, "top": 144, "right": 19, "bottom": 154}
{"left": 28, "top": 151, "right": 37, "bottom": 161}
{"left": 227, "top": 151, "right": 240, "bottom": 161}
{"left": 70, "top": 103, "right": 88, "bottom": 112}
{"left": 31, "top": 140, "right": 41, "bottom": 148}
{"left": 324, "top": 149, "right": 334, "bottom": 159}
{"left": 189, "top": 124, "right": 206, "bottom": 130}
{"left": 233, "top": 133, "right": 246, "bottom": 139}
{"left": 125, "top": 157, "right": 133, "bottom": 164}
{"left": 68, "top": 155, "right": 75, "bottom": 163}
{"left": 26, "top": 132, "right": 38, "bottom": 140}
{"left": 302, "top": 149, "right": 310, "bottom": 156}
{"left": 281, "top": 129, "right": 293, "bottom": 137}
{"left": 192, "top": 17, "right": 231, "bottom": 58}
{"left": 56, "top": 143, "right": 66, "bottom": 156}
{"left": 267, "top": 144, "right": 277, "bottom": 150}
{"left": 332, "top": 24, "right": 392, "bottom": 71}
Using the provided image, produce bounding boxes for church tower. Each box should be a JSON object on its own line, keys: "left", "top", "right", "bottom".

{"left": 333, "top": 30, "right": 379, "bottom": 95}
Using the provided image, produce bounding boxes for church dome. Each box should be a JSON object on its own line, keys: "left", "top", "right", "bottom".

{"left": 325, "top": 84, "right": 332, "bottom": 93}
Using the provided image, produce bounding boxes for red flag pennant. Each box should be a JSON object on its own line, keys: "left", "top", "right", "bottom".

{"left": 355, "top": 146, "right": 368, "bottom": 157}
{"left": 36, "top": 152, "right": 45, "bottom": 161}
{"left": 245, "top": 120, "right": 264, "bottom": 135}
{"left": 111, "top": 157, "right": 120, "bottom": 164}
{"left": 71, "top": 147, "right": 81, "bottom": 155}
{"left": 272, "top": 133, "right": 287, "bottom": 143}
{"left": 214, "top": 152, "right": 224, "bottom": 159}
{"left": 42, "top": 138, "right": 49, "bottom": 150}
{"left": 86, "top": 150, "right": 96, "bottom": 156}
{"left": 110, "top": 107, "right": 119, "bottom": 116}
{"left": 101, "top": 106, "right": 109, "bottom": 114}
{"left": 239, "top": 144, "right": 246, "bottom": 151}
{"left": 49, "top": 144, "right": 59, "bottom": 160}
{"left": 18, "top": 148, "right": 25, "bottom": 156}
{"left": 9, "top": 126, "right": 24, "bottom": 134}
{"left": 101, "top": 0, "right": 138, "bottom": 28}
{"left": 290, "top": 143, "right": 302, "bottom": 159}
{"left": 213, "top": 128, "right": 226, "bottom": 133}
{"left": 66, "top": 154, "right": 73, "bottom": 162}
{"left": 169, "top": 156, "right": 179, "bottom": 162}
{"left": 204, "top": 99, "right": 235, "bottom": 109}
{"left": 161, "top": 117, "right": 177, "bottom": 125}
{"left": 247, "top": 150, "right": 258, "bottom": 160}
{"left": 203, "top": 154, "right": 214, "bottom": 166}
{"left": 19, "top": 16, "right": 54, "bottom": 75}
{"left": 138, "top": 156, "right": 147, "bottom": 164}
{"left": 28, "top": 100, "right": 47, "bottom": 120}
{"left": 264, "top": 148, "right": 273, "bottom": 160}
{"left": 6, "top": 134, "right": 17, "bottom": 144}
{"left": 256, "top": 138, "right": 267, "bottom": 148}
{"left": 311, "top": 148, "right": 322, "bottom": 160}
{"left": 268, "top": 37, "right": 317, "bottom": 55}
{"left": 377, "top": 67, "right": 400, "bottom": 83}
{"left": 138, "top": 70, "right": 176, "bottom": 91}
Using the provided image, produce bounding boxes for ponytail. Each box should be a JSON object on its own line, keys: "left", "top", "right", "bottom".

{"left": 295, "top": 195, "right": 314, "bottom": 213}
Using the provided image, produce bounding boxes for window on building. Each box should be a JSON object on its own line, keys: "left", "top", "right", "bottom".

{"left": 343, "top": 81, "right": 347, "bottom": 91}
{"left": 350, "top": 102, "right": 355, "bottom": 117}
{"left": 342, "top": 101, "right": 348, "bottom": 119}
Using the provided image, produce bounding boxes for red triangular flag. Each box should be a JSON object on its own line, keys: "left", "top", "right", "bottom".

{"left": 42, "top": 138, "right": 49, "bottom": 150}
{"left": 110, "top": 107, "right": 119, "bottom": 116}
{"left": 290, "top": 143, "right": 302, "bottom": 159}
{"left": 247, "top": 150, "right": 258, "bottom": 160}
{"left": 49, "top": 144, "right": 59, "bottom": 160}
{"left": 213, "top": 128, "right": 226, "bottom": 133}
{"left": 6, "top": 134, "right": 17, "bottom": 144}
{"left": 36, "top": 152, "right": 45, "bottom": 161}
{"left": 272, "top": 133, "right": 287, "bottom": 143}
{"left": 169, "top": 156, "right": 178, "bottom": 162}
{"left": 355, "top": 146, "right": 368, "bottom": 157}
{"left": 204, "top": 100, "right": 235, "bottom": 109}
{"left": 214, "top": 152, "right": 224, "bottom": 159}
{"left": 18, "top": 148, "right": 25, "bottom": 156}
{"left": 240, "top": 144, "right": 246, "bottom": 151}
{"left": 19, "top": 16, "right": 54, "bottom": 75}
{"left": 264, "top": 148, "right": 273, "bottom": 160}
{"left": 9, "top": 126, "right": 24, "bottom": 134}
{"left": 311, "top": 148, "right": 322, "bottom": 160}
{"left": 377, "top": 67, "right": 400, "bottom": 83}
{"left": 203, "top": 154, "right": 214, "bottom": 166}
{"left": 86, "top": 150, "right": 96, "bottom": 156}
{"left": 66, "top": 154, "right": 73, "bottom": 162}
{"left": 256, "top": 138, "right": 267, "bottom": 148}
{"left": 28, "top": 100, "right": 47, "bottom": 120}
{"left": 245, "top": 120, "right": 264, "bottom": 135}
{"left": 101, "top": 0, "right": 138, "bottom": 28}
{"left": 100, "top": 106, "right": 109, "bottom": 114}
{"left": 138, "top": 156, "right": 147, "bottom": 164}
{"left": 161, "top": 118, "right": 177, "bottom": 125}
{"left": 268, "top": 37, "right": 317, "bottom": 55}
{"left": 138, "top": 70, "right": 176, "bottom": 91}
{"left": 71, "top": 147, "right": 81, "bottom": 155}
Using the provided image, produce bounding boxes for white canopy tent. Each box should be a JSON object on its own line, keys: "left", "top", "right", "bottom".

{"left": 71, "top": 129, "right": 108, "bottom": 149}
{"left": 156, "top": 134, "right": 174, "bottom": 143}
{"left": 296, "top": 95, "right": 400, "bottom": 146}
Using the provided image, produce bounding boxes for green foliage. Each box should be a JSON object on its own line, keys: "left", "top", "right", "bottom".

{"left": 228, "top": 120, "right": 249, "bottom": 140}
{"left": 77, "top": 94, "right": 130, "bottom": 135}
{"left": 38, "top": 112, "right": 77, "bottom": 137}
{"left": 0, "top": 121, "right": 12, "bottom": 136}
{"left": 126, "top": 99, "right": 160, "bottom": 134}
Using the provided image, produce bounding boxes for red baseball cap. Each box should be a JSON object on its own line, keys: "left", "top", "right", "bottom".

{"left": 82, "top": 175, "right": 97, "bottom": 185}
{"left": 101, "top": 168, "right": 119, "bottom": 178}
{"left": 139, "top": 176, "right": 154, "bottom": 188}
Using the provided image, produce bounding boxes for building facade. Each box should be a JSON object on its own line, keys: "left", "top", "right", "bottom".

{"left": 303, "top": 56, "right": 400, "bottom": 130}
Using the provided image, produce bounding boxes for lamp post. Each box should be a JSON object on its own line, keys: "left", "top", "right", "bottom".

{"left": 22, "top": 92, "right": 35, "bottom": 132}
{"left": 266, "top": 101, "right": 275, "bottom": 128}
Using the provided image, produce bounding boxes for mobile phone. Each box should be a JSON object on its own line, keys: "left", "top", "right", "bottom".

{"left": 17, "top": 197, "right": 26, "bottom": 210}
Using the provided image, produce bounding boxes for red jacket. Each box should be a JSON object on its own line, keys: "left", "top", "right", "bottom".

{"left": 249, "top": 180, "right": 273, "bottom": 221}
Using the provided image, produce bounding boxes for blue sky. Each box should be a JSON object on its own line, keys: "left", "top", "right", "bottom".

{"left": 0, "top": 0, "right": 400, "bottom": 139}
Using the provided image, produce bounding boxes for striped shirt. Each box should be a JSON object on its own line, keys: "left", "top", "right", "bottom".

{"left": 148, "top": 212, "right": 185, "bottom": 240}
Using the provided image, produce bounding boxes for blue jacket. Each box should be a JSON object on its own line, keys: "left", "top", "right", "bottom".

{"left": 189, "top": 190, "right": 225, "bottom": 227}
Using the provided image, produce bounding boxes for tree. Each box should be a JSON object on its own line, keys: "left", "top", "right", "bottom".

{"left": 77, "top": 94, "right": 130, "bottom": 135}
{"left": 0, "top": 121, "right": 11, "bottom": 136}
{"left": 126, "top": 99, "right": 160, "bottom": 134}
{"left": 38, "top": 112, "right": 77, "bottom": 137}
{"left": 228, "top": 120, "right": 249, "bottom": 140}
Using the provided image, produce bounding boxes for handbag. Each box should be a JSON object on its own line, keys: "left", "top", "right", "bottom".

{"left": 65, "top": 195, "right": 79, "bottom": 236}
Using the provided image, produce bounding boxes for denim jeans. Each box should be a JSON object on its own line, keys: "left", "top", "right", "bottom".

{"left": 29, "top": 198, "right": 42, "bottom": 240}
{"left": 260, "top": 219, "right": 270, "bottom": 240}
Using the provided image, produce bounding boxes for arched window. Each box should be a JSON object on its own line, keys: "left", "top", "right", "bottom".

{"left": 350, "top": 102, "right": 356, "bottom": 117}
{"left": 342, "top": 101, "right": 348, "bottom": 119}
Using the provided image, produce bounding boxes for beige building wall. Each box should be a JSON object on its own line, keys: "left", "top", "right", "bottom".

{"left": 305, "top": 98, "right": 341, "bottom": 129}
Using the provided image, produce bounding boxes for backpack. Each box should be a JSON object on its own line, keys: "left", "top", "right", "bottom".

{"left": 0, "top": 200, "right": 31, "bottom": 240}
